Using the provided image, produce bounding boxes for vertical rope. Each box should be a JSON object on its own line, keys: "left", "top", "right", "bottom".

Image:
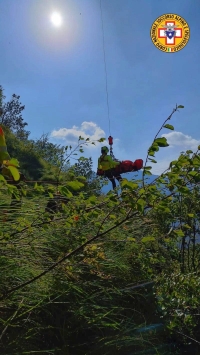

{"left": 100, "top": 0, "right": 111, "bottom": 135}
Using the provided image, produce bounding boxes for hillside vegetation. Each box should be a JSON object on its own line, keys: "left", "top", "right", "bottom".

{"left": 0, "top": 88, "right": 200, "bottom": 354}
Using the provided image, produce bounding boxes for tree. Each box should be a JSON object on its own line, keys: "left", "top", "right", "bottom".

{"left": 73, "top": 157, "right": 94, "bottom": 178}
{"left": 31, "top": 133, "right": 65, "bottom": 166}
{"left": 73, "top": 157, "right": 102, "bottom": 196}
{"left": 0, "top": 85, "right": 29, "bottom": 140}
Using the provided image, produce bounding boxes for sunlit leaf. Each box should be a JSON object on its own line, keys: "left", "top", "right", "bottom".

{"left": 154, "top": 137, "right": 169, "bottom": 147}
{"left": 66, "top": 180, "right": 84, "bottom": 191}
{"left": 121, "top": 179, "right": 138, "bottom": 189}
{"left": 0, "top": 174, "right": 6, "bottom": 182}
{"left": 164, "top": 124, "right": 174, "bottom": 130}
{"left": 60, "top": 186, "right": 73, "bottom": 198}
{"left": 143, "top": 169, "right": 152, "bottom": 175}
{"left": 174, "top": 229, "right": 185, "bottom": 237}
{"left": 7, "top": 166, "right": 20, "bottom": 181}
{"left": 141, "top": 236, "right": 155, "bottom": 243}
{"left": 137, "top": 199, "right": 146, "bottom": 213}
{"left": 148, "top": 158, "right": 157, "bottom": 163}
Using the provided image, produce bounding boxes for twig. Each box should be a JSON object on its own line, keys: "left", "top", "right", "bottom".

{"left": 0, "top": 298, "right": 24, "bottom": 342}
{"left": 0, "top": 210, "right": 140, "bottom": 300}
{"left": 175, "top": 330, "right": 200, "bottom": 345}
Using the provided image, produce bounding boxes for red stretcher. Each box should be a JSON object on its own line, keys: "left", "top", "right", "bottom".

{"left": 97, "top": 159, "right": 143, "bottom": 176}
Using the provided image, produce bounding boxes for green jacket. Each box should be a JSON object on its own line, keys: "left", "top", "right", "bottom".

{"left": 98, "top": 154, "right": 120, "bottom": 171}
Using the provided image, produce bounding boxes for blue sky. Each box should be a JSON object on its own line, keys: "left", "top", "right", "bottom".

{"left": 1, "top": 0, "right": 200, "bottom": 175}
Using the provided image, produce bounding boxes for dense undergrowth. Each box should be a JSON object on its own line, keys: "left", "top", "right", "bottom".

{"left": 0, "top": 103, "right": 200, "bottom": 354}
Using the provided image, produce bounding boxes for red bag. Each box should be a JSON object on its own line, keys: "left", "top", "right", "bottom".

{"left": 132, "top": 159, "right": 143, "bottom": 170}
{"left": 97, "top": 159, "right": 143, "bottom": 176}
{"left": 116, "top": 159, "right": 143, "bottom": 174}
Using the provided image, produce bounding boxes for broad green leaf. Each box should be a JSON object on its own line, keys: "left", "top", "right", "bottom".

{"left": 60, "top": 186, "right": 73, "bottom": 198}
{"left": 148, "top": 150, "right": 155, "bottom": 157}
{"left": 164, "top": 207, "right": 171, "bottom": 213}
{"left": 77, "top": 175, "right": 86, "bottom": 182}
{"left": 137, "top": 199, "right": 146, "bottom": 213}
{"left": 149, "top": 143, "right": 159, "bottom": 152}
{"left": 148, "top": 185, "right": 157, "bottom": 191}
{"left": 143, "top": 169, "right": 152, "bottom": 175}
{"left": 0, "top": 174, "right": 6, "bottom": 182}
{"left": 20, "top": 188, "right": 27, "bottom": 197}
{"left": 121, "top": 179, "right": 138, "bottom": 190}
{"left": 98, "top": 138, "right": 106, "bottom": 142}
{"left": 148, "top": 158, "right": 157, "bottom": 163}
{"left": 142, "top": 236, "right": 155, "bottom": 243}
{"left": 192, "top": 157, "right": 200, "bottom": 166}
{"left": 174, "top": 229, "right": 185, "bottom": 237}
{"left": 7, "top": 166, "right": 20, "bottom": 181}
{"left": 177, "top": 186, "right": 190, "bottom": 194}
{"left": 8, "top": 158, "right": 20, "bottom": 167}
{"left": 188, "top": 214, "right": 194, "bottom": 218}
{"left": 109, "top": 214, "right": 116, "bottom": 219}
{"left": 154, "top": 137, "right": 169, "bottom": 147}
{"left": 186, "top": 150, "right": 193, "bottom": 154}
{"left": 127, "top": 237, "right": 136, "bottom": 241}
{"left": 144, "top": 166, "right": 152, "bottom": 170}
{"left": 178, "top": 105, "right": 184, "bottom": 108}
{"left": 170, "top": 160, "right": 178, "bottom": 167}
{"left": 183, "top": 224, "right": 191, "bottom": 229}
{"left": 164, "top": 124, "right": 174, "bottom": 130}
{"left": 66, "top": 181, "right": 84, "bottom": 191}
{"left": 89, "top": 211, "right": 99, "bottom": 218}
{"left": 88, "top": 195, "right": 97, "bottom": 204}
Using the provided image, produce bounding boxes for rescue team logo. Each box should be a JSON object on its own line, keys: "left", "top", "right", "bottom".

{"left": 150, "top": 14, "right": 190, "bottom": 52}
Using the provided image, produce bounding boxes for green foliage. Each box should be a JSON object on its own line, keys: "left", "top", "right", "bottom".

{"left": 0, "top": 102, "right": 200, "bottom": 354}
{"left": 31, "top": 133, "right": 65, "bottom": 166}
{"left": 164, "top": 124, "right": 174, "bottom": 130}
{"left": 0, "top": 86, "right": 29, "bottom": 139}
{"left": 155, "top": 271, "right": 200, "bottom": 334}
{"left": 72, "top": 157, "right": 102, "bottom": 196}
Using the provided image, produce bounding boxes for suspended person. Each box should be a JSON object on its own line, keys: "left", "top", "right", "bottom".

{"left": 98, "top": 146, "right": 122, "bottom": 189}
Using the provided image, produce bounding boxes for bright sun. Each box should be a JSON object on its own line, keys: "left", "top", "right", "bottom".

{"left": 50, "top": 12, "right": 62, "bottom": 27}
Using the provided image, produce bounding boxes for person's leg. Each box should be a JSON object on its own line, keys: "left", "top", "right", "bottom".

{"left": 104, "top": 169, "right": 116, "bottom": 189}
{"left": 109, "top": 177, "right": 116, "bottom": 189}
{"left": 115, "top": 174, "right": 122, "bottom": 188}
{"left": 116, "top": 174, "right": 122, "bottom": 182}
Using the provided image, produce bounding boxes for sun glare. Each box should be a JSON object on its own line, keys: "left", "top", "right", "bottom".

{"left": 50, "top": 12, "right": 62, "bottom": 27}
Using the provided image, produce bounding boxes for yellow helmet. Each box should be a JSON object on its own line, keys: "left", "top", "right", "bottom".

{"left": 101, "top": 146, "right": 109, "bottom": 154}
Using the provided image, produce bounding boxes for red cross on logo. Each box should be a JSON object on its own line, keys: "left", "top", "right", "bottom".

{"left": 158, "top": 21, "right": 182, "bottom": 45}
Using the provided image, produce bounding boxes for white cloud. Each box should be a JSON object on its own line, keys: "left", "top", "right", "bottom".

{"left": 151, "top": 157, "right": 173, "bottom": 175}
{"left": 161, "top": 131, "right": 200, "bottom": 151}
{"left": 51, "top": 121, "right": 106, "bottom": 146}
{"left": 150, "top": 131, "right": 200, "bottom": 176}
